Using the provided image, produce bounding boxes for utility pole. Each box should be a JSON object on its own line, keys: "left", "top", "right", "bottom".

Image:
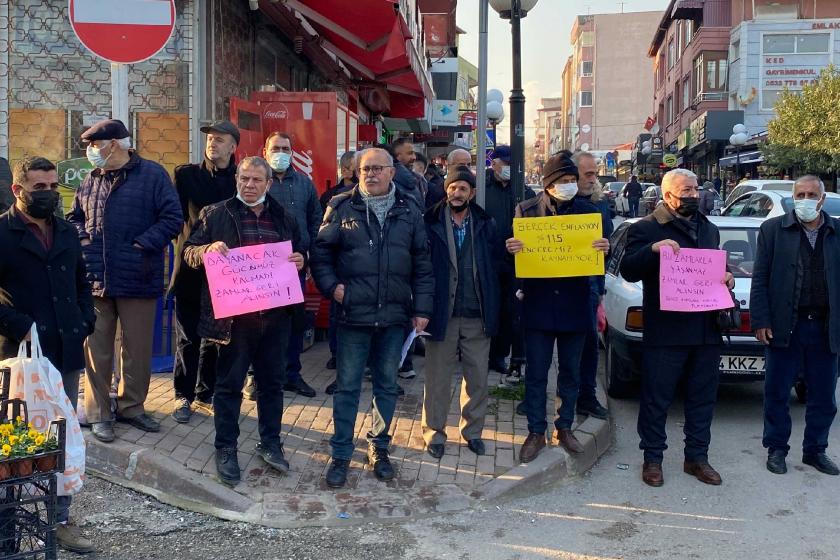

{"left": 476, "top": 0, "right": 489, "bottom": 208}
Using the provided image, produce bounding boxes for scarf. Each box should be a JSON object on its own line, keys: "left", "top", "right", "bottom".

{"left": 360, "top": 183, "right": 396, "bottom": 229}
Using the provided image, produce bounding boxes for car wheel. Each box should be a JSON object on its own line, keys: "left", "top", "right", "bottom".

{"left": 604, "top": 335, "right": 637, "bottom": 399}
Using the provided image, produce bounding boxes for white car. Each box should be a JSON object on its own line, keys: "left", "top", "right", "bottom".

{"left": 601, "top": 216, "right": 766, "bottom": 398}
{"left": 723, "top": 179, "right": 794, "bottom": 207}
{"left": 722, "top": 189, "right": 840, "bottom": 219}
{"left": 615, "top": 183, "right": 657, "bottom": 216}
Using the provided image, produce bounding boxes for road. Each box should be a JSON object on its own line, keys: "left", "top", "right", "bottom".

{"left": 59, "top": 371, "right": 840, "bottom": 560}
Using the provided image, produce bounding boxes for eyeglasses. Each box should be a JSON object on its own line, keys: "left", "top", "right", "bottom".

{"left": 359, "top": 165, "right": 393, "bottom": 176}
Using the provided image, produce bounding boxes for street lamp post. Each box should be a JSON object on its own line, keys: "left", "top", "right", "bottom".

{"left": 729, "top": 124, "right": 748, "bottom": 200}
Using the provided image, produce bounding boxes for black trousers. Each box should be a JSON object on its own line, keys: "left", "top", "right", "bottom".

{"left": 638, "top": 344, "right": 721, "bottom": 463}
{"left": 172, "top": 289, "right": 218, "bottom": 403}
{"left": 489, "top": 269, "right": 525, "bottom": 367}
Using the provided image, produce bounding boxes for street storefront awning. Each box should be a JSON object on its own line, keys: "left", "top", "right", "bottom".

{"left": 286, "top": 0, "right": 434, "bottom": 117}
{"left": 719, "top": 151, "right": 764, "bottom": 167}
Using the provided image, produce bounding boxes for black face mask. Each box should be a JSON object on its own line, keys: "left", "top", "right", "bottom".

{"left": 19, "top": 190, "right": 60, "bottom": 219}
{"left": 675, "top": 196, "right": 699, "bottom": 217}
{"left": 448, "top": 199, "right": 469, "bottom": 214}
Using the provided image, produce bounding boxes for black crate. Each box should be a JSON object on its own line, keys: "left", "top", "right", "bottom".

{"left": 0, "top": 471, "right": 57, "bottom": 559}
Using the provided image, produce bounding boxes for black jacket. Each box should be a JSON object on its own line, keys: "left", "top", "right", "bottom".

{"left": 319, "top": 178, "right": 357, "bottom": 211}
{"left": 424, "top": 170, "right": 445, "bottom": 210}
{"left": 751, "top": 209, "right": 840, "bottom": 352}
{"left": 0, "top": 207, "right": 96, "bottom": 372}
{"left": 182, "top": 197, "right": 305, "bottom": 345}
{"left": 170, "top": 157, "right": 237, "bottom": 296}
{"left": 623, "top": 180, "right": 643, "bottom": 199}
{"left": 620, "top": 205, "right": 721, "bottom": 346}
{"left": 393, "top": 162, "right": 426, "bottom": 210}
{"left": 310, "top": 186, "right": 434, "bottom": 328}
{"left": 424, "top": 202, "right": 501, "bottom": 341}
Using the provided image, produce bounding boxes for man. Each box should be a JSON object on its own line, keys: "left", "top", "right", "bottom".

{"left": 620, "top": 168, "right": 734, "bottom": 487}
{"left": 713, "top": 175, "right": 722, "bottom": 192}
{"left": 0, "top": 156, "right": 13, "bottom": 212}
{"left": 183, "top": 156, "right": 305, "bottom": 486}
{"left": 311, "top": 147, "right": 433, "bottom": 488}
{"left": 422, "top": 166, "right": 500, "bottom": 459}
{"left": 622, "top": 175, "right": 644, "bottom": 218}
{"left": 506, "top": 152, "right": 610, "bottom": 463}
{"left": 389, "top": 139, "right": 426, "bottom": 209}
{"left": 0, "top": 157, "right": 95, "bottom": 553}
{"left": 752, "top": 175, "right": 840, "bottom": 476}
{"left": 263, "top": 131, "right": 322, "bottom": 398}
{"left": 68, "top": 119, "right": 182, "bottom": 443}
{"left": 169, "top": 121, "right": 239, "bottom": 423}
{"left": 446, "top": 148, "right": 472, "bottom": 173}
{"left": 699, "top": 181, "right": 717, "bottom": 216}
{"left": 414, "top": 152, "right": 445, "bottom": 209}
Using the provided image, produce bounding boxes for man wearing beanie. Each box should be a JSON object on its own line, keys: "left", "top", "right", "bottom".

{"left": 421, "top": 166, "right": 501, "bottom": 459}
{"left": 506, "top": 151, "right": 611, "bottom": 463}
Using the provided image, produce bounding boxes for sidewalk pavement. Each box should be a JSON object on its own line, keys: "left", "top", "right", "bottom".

{"left": 83, "top": 342, "right": 612, "bottom": 528}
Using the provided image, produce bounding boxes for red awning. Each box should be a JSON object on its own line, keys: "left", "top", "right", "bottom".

{"left": 286, "top": 0, "right": 433, "bottom": 109}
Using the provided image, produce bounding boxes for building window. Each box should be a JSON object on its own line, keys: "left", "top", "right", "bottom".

{"left": 668, "top": 38, "right": 675, "bottom": 68}
{"left": 674, "top": 82, "right": 681, "bottom": 114}
{"left": 676, "top": 22, "right": 682, "bottom": 59}
{"left": 706, "top": 57, "right": 727, "bottom": 91}
{"left": 580, "top": 91, "right": 593, "bottom": 107}
{"left": 762, "top": 90, "right": 782, "bottom": 110}
{"left": 580, "top": 61, "right": 593, "bottom": 76}
{"left": 731, "top": 40, "right": 740, "bottom": 61}
{"left": 763, "top": 33, "right": 829, "bottom": 54}
{"left": 693, "top": 55, "right": 703, "bottom": 97}
{"left": 683, "top": 76, "right": 690, "bottom": 110}
{"left": 666, "top": 95, "right": 674, "bottom": 124}
{"left": 685, "top": 20, "right": 693, "bottom": 46}
{"left": 693, "top": 52, "right": 728, "bottom": 95}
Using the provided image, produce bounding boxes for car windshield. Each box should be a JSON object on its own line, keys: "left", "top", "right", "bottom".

{"left": 606, "top": 182, "right": 625, "bottom": 193}
{"left": 780, "top": 196, "right": 840, "bottom": 216}
{"left": 760, "top": 182, "right": 794, "bottom": 191}
{"left": 719, "top": 227, "right": 760, "bottom": 278}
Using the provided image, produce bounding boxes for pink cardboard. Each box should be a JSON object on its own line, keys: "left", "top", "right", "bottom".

{"left": 659, "top": 246, "right": 733, "bottom": 312}
{"left": 203, "top": 241, "right": 303, "bottom": 319}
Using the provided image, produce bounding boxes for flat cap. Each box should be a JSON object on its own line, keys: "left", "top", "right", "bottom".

{"left": 200, "top": 120, "right": 241, "bottom": 145}
{"left": 444, "top": 166, "right": 476, "bottom": 189}
{"left": 81, "top": 119, "right": 130, "bottom": 142}
{"left": 542, "top": 151, "right": 578, "bottom": 187}
{"left": 491, "top": 145, "right": 512, "bottom": 162}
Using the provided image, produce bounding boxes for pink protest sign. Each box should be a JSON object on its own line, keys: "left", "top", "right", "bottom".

{"left": 659, "top": 247, "right": 732, "bottom": 312}
{"left": 203, "top": 241, "right": 303, "bottom": 319}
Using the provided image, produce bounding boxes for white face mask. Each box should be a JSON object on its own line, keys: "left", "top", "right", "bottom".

{"left": 268, "top": 152, "right": 291, "bottom": 172}
{"left": 236, "top": 191, "right": 266, "bottom": 207}
{"left": 500, "top": 166, "right": 511, "bottom": 181}
{"left": 551, "top": 182, "right": 579, "bottom": 201}
{"left": 86, "top": 143, "right": 111, "bottom": 168}
{"left": 794, "top": 198, "right": 820, "bottom": 222}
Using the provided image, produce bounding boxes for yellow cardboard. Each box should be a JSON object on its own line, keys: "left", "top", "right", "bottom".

{"left": 513, "top": 213, "right": 604, "bottom": 278}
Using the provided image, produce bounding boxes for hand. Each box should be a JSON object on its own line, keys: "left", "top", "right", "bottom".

{"left": 80, "top": 238, "right": 92, "bottom": 247}
{"left": 506, "top": 237, "right": 524, "bottom": 254}
{"left": 333, "top": 283, "right": 345, "bottom": 304}
{"left": 592, "top": 238, "right": 610, "bottom": 253}
{"left": 515, "top": 289, "right": 524, "bottom": 301}
{"left": 652, "top": 239, "right": 680, "bottom": 254}
{"left": 288, "top": 252, "right": 305, "bottom": 271}
{"left": 207, "top": 241, "right": 229, "bottom": 256}
{"left": 133, "top": 242, "right": 144, "bottom": 250}
{"left": 722, "top": 271, "right": 735, "bottom": 290}
{"left": 756, "top": 328, "right": 773, "bottom": 345}
{"left": 413, "top": 317, "right": 429, "bottom": 333}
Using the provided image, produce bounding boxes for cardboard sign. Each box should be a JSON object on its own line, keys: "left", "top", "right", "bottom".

{"left": 659, "top": 247, "right": 732, "bottom": 312}
{"left": 513, "top": 213, "right": 604, "bottom": 278}
{"left": 203, "top": 241, "right": 303, "bottom": 319}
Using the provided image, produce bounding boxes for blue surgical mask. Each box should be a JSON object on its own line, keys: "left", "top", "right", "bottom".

{"left": 86, "top": 143, "right": 111, "bottom": 168}
{"left": 268, "top": 152, "right": 292, "bottom": 172}
{"left": 794, "top": 198, "right": 820, "bottom": 222}
{"left": 236, "top": 192, "right": 266, "bottom": 207}
{"left": 500, "top": 166, "right": 511, "bottom": 181}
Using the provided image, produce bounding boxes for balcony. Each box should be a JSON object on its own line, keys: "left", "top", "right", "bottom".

{"left": 694, "top": 91, "right": 727, "bottom": 103}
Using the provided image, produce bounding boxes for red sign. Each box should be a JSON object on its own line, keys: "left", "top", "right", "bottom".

{"left": 460, "top": 111, "right": 478, "bottom": 129}
{"left": 69, "top": 0, "right": 176, "bottom": 64}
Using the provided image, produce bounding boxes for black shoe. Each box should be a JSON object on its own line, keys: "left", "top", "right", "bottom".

{"left": 284, "top": 378, "right": 317, "bottom": 398}
{"left": 116, "top": 413, "right": 160, "bottom": 432}
{"left": 766, "top": 450, "right": 787, "bottom": 474}
{"left": 803, "top": 453, "right": 840, "bottom": 475}
{"left": 515, "top": 401, "right": 527, "bottom": 417}
{"left": 91, "top": 421, "right": 115, "bottom": 443}
{"left": 427, "top": 443, "right": 445, "bottom": 459}
{"left": 326, "top": 380, "right": 338, "bottom": 395}
{"left": 398, "top": 363, "right": 416, "bottom": 379}
{"left": 467, "top": 439, "right": 486, "bottom": 455}
{"left": 326, "top": 356, "right": 337, "bottom": 370}
{"left": 326, "top": 458, "right": 350, "bottom": 488}
{"left": 243, "top": 374, "right": 257, "bottom": 401}
{"left": 367, "top": 445, "right": 395, "bottom": 481}
{"left": 255, "top": 442, "right": 290, "bottom": 474}
{"left": 489, "top": 359, "right": 508, "bottom": 374}
{"left": 364, "top": 367, "right": 373, "bottom": 381}
{"left": 576, "top": 399, "right": 608, "bottom": 420}
{"left": 397, "top": 384, "right": 405, "bottom": 397}
{"left": 215, "top": 447, "right": 240, "bottom": 486}
{"left": 172, "top": 398, "right": 192, "bottom": 423}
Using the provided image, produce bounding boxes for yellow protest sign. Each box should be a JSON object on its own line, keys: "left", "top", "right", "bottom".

{"left": 513, "top": 213, "right": 604, "bottom": 278}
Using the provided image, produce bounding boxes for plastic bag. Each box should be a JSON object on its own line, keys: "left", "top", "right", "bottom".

{"left": 1, "top": 325, "right": 85, "bottom": 495}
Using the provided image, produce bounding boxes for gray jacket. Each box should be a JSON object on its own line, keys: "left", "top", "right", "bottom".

{"left": 268, "top": 166, "right": 323, "bottom": 254}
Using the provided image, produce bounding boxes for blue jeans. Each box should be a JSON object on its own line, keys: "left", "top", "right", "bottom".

{"left": 331, "top": 325, "right": 403, "bottom": 459}
{"left": 328, "top": 300, "right": 340, "bottom": 357}
{"left": 524, "top": 329, "right": 586, "bottom": 433}
{"left": 577, "top": 301, "right": 599, "bottom": 404}
{"left": 285, "top": 273, "right": 307, "bottom": 384}
{"left": 763, "top": 317, "right": 838, "bottom": 455}
{"left": 629, "top": 197, "right": 640, "bottom": 218}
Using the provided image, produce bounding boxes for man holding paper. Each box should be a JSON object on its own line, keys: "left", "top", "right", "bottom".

{"left": 620, "top": 168, "right": 734, "bottom": 488}
{"left": 183, "top": 156, "right": 305, "bottom": 486}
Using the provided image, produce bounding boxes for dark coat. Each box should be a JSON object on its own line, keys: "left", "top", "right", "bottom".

{"left": 620, "top": 205, "right": 722, "bottom": 346}
{"left": 424, "top": 171, "right": 445, "bottom": 210}
{"left": 320, "top": 178, "right": 356, "bottom": 211}
{"left": 393, "top": 162, "right": 426, "bottom": 210}
{"left": 750, "top": 209, "right": 840, "bottom": 352}
{"left": 516, "top": 193, "right": 608, "bottom": 333}
{"left": 67, "top": 152, "right": 183, "bottom": 298}
{"left": 310, "top": 186, "right": 434, "bottom": 328}
{"left": 588, "top": 194, "right": 614, "bottom": 300}
{"left": 424, "top": 202, "right": 501, "bottom": 341}
{"left": 267, "top": 166, "right": 323, "bottom": 254}
{"left": 484, "top": 169, "right": 536, "bottom": 278}
{"left": 623, "top": 180, "right": 643, "bottom": 199}
{"left": 0, "top": 207, "right": 95, "bottom": 372}
{"left": 182, "top": 197, "right": 305, "bottom": 345}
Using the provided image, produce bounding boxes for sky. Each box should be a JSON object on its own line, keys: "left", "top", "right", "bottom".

{"left": 455, "top": 0, "right": 670, "bottom": 143}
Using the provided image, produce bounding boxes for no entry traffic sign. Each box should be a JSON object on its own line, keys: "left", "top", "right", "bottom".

{"left": 69, "top": 0, "right": 176, "bottom": 64}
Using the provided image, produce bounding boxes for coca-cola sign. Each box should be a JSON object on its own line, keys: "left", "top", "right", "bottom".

{"left": 263, "top": 104, "right": 288, "bottom": 120}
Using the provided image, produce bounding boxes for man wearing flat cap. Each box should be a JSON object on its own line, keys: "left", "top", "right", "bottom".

{"left": 421, "top": 166, "right": 501, "bottom": 459}
{"left": 68, "top": 119, "right": 182, "bottom": 443}
{"left": 168, "top": 121, "right": 239, "bottom": 423}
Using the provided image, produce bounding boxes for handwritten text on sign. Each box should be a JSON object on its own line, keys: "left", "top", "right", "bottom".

{"left": 513, "top": 213, "right": 603, "bottom": 278}
{"left": 203, "top": 241, "right": 303, "bottom": 319}
{"left": 659, "top": 247, "right": 732, "bottom": 312}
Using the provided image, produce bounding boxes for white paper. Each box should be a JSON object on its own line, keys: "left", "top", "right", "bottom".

{"left": 400, "top": 329, "right": 429, "bottom": 368}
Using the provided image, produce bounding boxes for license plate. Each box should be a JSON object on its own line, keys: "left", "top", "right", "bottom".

{"left": 719, "top": 355, "right": 765, "bottom": 374}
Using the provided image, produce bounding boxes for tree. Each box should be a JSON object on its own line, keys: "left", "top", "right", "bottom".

{"left": 762, "top": 65, "right": 840, "bottom": 175}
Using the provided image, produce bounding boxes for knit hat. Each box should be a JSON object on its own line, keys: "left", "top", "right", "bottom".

{"left": 444, "top": 166, "right": 476, "bottom": 190}
{"left": 542, "top": 151, "right": 578, "bottom": 187}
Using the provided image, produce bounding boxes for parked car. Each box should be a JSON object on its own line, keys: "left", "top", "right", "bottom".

{"left": 640, "top": 185, "right": 662, "bottom": 216}
{"left": 602, "top": 181, "right": 626, "bottom": 214}
{"left": 721, "top": 190, "right": 840, "bottom": 219}
{"left": 723, "top": 179, "right": 794, "bottom": 207}
{"left": 598, "top": 175, "right": 617, "bottom": 187}
{"left": 615, "top": 183, "right": 656, "bottom": 216}
{"left": 601, "top": 216, "right": 765, "bottom": 398}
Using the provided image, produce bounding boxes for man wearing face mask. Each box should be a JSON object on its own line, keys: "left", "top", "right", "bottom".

{"left": 0, "top": 156, "right": 96, "bottom": 553}
{"left": 421, "top": 166, "right": 500, "bottom": 459}
{"left": 68, "top": 119, "right": 182, "bottom": 443}
{"left": 752, "top": 175, "right": 840, "bottom": 477}
{"left": 506, "top": 151, "right": 610, "bottom": 463}
{"left": 620, "top": 168, "right": 734, "bottom": 487}
{"left": 167, "top": 121, "right": 240, "bottom": 423}
{"left": 263, "top": 131, "right": 322, "bottom": 399}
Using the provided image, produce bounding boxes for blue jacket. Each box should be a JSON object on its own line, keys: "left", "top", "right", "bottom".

{"left": 68, "top": 152, "right": 183, "bottom": 298}
{"left": 424, "top": 201, "right": 501, "bottom": 341}
{"left": 587, "top": 194, "right": 614, "bottom": 302}
{"left": 268, "top": 166, "right": 323, "bottom": 254}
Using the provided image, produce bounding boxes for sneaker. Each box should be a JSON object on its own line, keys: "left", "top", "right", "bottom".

{"left": 398, "top": 363, "right": 416, "bottom": 379}
{"left": 215, "top": 447, "right": 240, "bottom": 486}
{"left": 326, "top": 356, "right": 337, "bottom": 370}
{"left": 326, "top": 458, "right": 350, "bottom": 488}
{"left": 172, "top": 398, "right": 192, "bottom": 423}
{"left": 242, "top": 374, "right": 257, "bottom": 401}
{"left": 367, "top": 445, "right": 395, "bottom": 481}
{"left": 255, "top": 442, "right": 290, "bottom": 474}
{"left": 56, "top": 522, "right": 94, "bottom": 554}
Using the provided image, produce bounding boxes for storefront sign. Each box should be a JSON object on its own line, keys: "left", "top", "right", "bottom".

{"left": 432, "top": 100, "right": 459, "bottom": 127}
{"left": 760, "top": 34, "right": 832, "bottom": 109}
{"left": 677, "top": 128, "right": 692, "bottom": 151}
{"left": 512, "top": 214, "right": 604, "bottom": 278}
{"left": 690, "top": 112, "right": 707, "bottom": 147}
{"left": 659, "top": 247, "right": 732, "bottom": 312}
